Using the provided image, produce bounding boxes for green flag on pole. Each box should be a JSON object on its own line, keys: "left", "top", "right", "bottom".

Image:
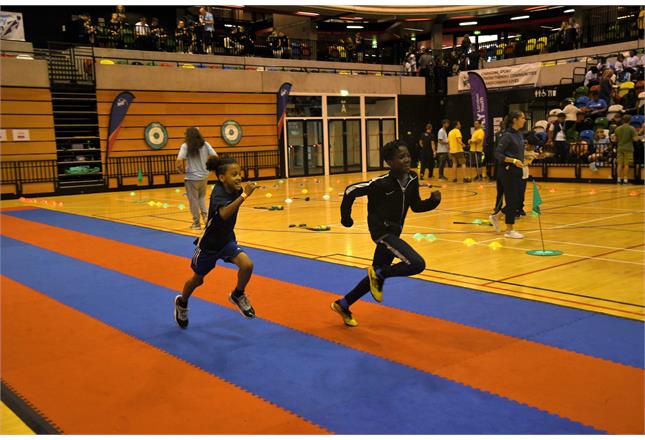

{"left": 532, "top": 180, "right": 542, "bottom": 214}
{"left": 137, "top": 168, "right": 143, "bottom": 184}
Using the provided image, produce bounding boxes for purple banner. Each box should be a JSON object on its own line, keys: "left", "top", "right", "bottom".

{"left": 467, "top": 72, "right": 489, "bottom": 148}
{"left": 106, "top": 91, "right": 135, "bottom": 159}
{"left": 276, "top": 82, "right": 292, "bottom": 141}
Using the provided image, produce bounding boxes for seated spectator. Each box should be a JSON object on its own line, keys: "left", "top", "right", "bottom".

{"left": 615, "top": 53, "right": 628, "bottom": 81}
{"left": 570, "top": 140, "right": 590, "bottom": 163}
{"left": 588, "top": 127, "right": 612, "bottom": 169}
{"left": 586, "top": 91, "right": 608, "bottom": 117}
{"left": 547, "top": 111, "right": 568, "bottom": 162}
{"left": 584, "top": 66, "right": 599, "bottom": 87}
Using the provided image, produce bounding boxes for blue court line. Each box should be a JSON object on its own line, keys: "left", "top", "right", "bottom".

{"left": 4, "top": 209, "right": 643, "bottom": 369}
{"left": 0, "top": 236, "right": 600, "bottom": 434}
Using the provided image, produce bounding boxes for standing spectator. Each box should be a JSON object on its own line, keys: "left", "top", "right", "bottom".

{"left": 461, "top": 34, "right": 472, "bottom": 55}
{"left": 613, "top": 114, "right": 639, "bottom": 184}
{"left": 80, "top": 15, "right": 96, "bottom": 46}
{"left": 201, "top": 7, "right": 214, "bottom": 54}
{"left": 279, "top": 32, "right": 290, "bottom": 59}
{"left": 404, "top": 53, "right": 417, "bottom": 76}
{"left": 562, "top": 98, "right": 580, "bottom": 131}
{"left": 599, "top": 69, "right": 613, "bottom": 105}
{"left": 115, "top": 5, "right": 127, "bottom": 24}
{"left": 268, "top": 31, "right": 280, "bottom": 58}
{"left": 176, "top": 127, "right": 218, "bottom": 229}
{"left": 436, "top": 119, "right": 450, "bottom": 180}
{"left": 448, "top": 120, "right": 470, "bottom": 182}
{"left": 175, "top": 19, "right": 191, "bottom": 53}
{"left": 417, "top": 47, "right": 434, "bottom": 92}
{"left": 488, "top": 111, "right": 526, "bottom": 239}
{"left": 468, "top": 119, "right": 485, "bottom": 181}
{"left": 354, "top": 33, "right": 364, "bottom": 63}
{"left": 418, "top": 123, "right": 436, "bottom": 180}
{"left": 107, "top": 12, "right": 123, "bottom": 48}
{"left": 134, "top": 17, "right": 150, "bottom": 50}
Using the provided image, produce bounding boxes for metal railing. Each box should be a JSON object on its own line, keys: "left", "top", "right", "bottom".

{"left": 105, "top": 151, "right": 281, "bottom": 187}
{"left": 1, "top": 160, "right": 59, "bottom": 194}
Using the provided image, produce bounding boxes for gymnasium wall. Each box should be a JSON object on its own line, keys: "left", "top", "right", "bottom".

{"left": 94, "top": 63, "right": 425, "bottom": 95}
{"left": 0, "top": 57, "right": 57, "bottom": 195}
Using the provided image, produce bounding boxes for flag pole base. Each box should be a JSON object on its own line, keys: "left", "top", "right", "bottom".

{"left": 526, "top": 250, "right": 563, "bottom": 256}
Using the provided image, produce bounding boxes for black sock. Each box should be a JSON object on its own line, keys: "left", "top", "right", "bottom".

{"left": 178, "top": 297, "right": 188, "bottom": 308}
{"left": 232, "top": 288, "right": 244, "bottom": 298}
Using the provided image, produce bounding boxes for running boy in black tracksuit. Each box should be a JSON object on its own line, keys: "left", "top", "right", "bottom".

{"left": 331, "top": 140, "right": 442, "bottom": 326}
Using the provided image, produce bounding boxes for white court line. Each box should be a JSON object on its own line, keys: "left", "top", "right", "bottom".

{"left": 344, "top": 222, "right": 645, "bottom": 266}
{"left": 476, "top": 212, "right": 635, "bottom": 244}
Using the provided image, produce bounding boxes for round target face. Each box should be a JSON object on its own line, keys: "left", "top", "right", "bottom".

{"left": 221, "top": 120, "right": 243, "bottom": 145}
{"left": 144, "top": 122, "right": 168, "bottom": 150}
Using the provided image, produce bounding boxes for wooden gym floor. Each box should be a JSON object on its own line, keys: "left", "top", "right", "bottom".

{"left": 3, "top": 172, "right": 642, "bottom": 320}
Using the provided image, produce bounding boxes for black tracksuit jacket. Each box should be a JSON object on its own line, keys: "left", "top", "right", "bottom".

{"left": 340, "top": 171, "right": 441, "bottom": 241}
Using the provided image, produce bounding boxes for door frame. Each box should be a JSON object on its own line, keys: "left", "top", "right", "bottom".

{"left": 327, "top": 118, "right": 362, "bottom": 174}
{"left": 285, "top": 119, "right": 325, "bottom": 177}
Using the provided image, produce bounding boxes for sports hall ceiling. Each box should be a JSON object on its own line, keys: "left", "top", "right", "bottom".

{"left": 246, "top": 5, "right": 587, "bottom": 39}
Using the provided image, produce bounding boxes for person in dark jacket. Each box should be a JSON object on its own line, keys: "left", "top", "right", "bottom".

{"left": 488, "top": 111, "right": 526, "bottom": 239}
{"left": 330, "top": 140, "right": 442, "bottom": 327}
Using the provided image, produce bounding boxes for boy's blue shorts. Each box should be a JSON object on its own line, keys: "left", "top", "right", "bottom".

{"left": 190, "top": 241, "right": 242, "bottom": 276}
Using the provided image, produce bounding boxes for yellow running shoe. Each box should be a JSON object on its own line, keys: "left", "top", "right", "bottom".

{"left": 367, "top": 266, "right": 384, "bottom": 302}
{"left": 330, "top": 301, "right": 358, "bottom": 327}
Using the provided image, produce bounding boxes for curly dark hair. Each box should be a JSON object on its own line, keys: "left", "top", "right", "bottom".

{"left": 381, "top": 140, "right": 409, "bottom": 162}
{"left": 206, "top": 155, "right": 237, "bottom": 177}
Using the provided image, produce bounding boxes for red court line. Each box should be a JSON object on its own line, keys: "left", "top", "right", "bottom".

{"left": 0, "top": 206, "right": 36, "bottom": 212}
{"left": 0, "top": 276, "right": 329, "bottom": 434}
{"left": 1, "top": 214, "right": 643, "bottom": 434}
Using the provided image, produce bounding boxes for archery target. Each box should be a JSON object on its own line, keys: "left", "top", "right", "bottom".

{"left": 221, "top": 120, "right": 242, "bottom": 145}
{"left": 144, "top": 122, "right": 168, "bottom": 150}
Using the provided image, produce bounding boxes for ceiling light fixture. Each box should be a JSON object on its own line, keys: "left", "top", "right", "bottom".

{"left": 295, "top": 11, "right": 319, "bottom": 16}
{"left": 510, "top": 15, "right": 530, "bottom": 21}
{"left": 564, "top": 9, "right": 575, "bottom": 13}
{"left": 347, "top": 25, "right": 364, "bottom": 29}
{"left": 402, "top": 18, "right": 432, "bottom": 22}
{"left": 459, "top": 21, "right": 478, "bottom": 26}
{"left": 404, "top": 27, "right": 424, "bottom": 32}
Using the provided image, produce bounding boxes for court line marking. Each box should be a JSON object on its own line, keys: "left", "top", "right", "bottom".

{"left": 483, "top": 242, "right": 645, "bottom": 286}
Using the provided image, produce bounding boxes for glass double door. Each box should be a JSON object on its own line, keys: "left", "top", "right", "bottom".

{"left": 328, "top": 119, "right": 361, "bottom": 174}
{"left": 366, "top": 119, "right": 396, "bottom": 170}
{"left": 286, "top": 120, "right": 324, "bottom": 177}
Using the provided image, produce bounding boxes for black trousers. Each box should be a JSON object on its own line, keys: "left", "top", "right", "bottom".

{"left": 498, "top": 164, "right": 523, "bottom": 225}
{"left": 519, "top": 178, "right": 527, "bottom": 211}
{"left": 420, "top": 151, "right": 435, "bottom": 178}
{"left": 344, "top": 234, "right": 426, "bottom": 306}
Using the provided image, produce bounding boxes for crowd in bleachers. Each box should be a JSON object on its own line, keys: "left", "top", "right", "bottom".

{"left": 528, "top": 52, "right": 644, "bottom": 171}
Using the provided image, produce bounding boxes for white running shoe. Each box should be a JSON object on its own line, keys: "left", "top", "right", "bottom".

{"left": 489, "top": 214, "right": 501, "bottom": 233}
{"left": 174, "top": 295, "right": 189, "bottom": 328}
{"left": 504, "top": 230, "right": 524, "bottom": 239}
